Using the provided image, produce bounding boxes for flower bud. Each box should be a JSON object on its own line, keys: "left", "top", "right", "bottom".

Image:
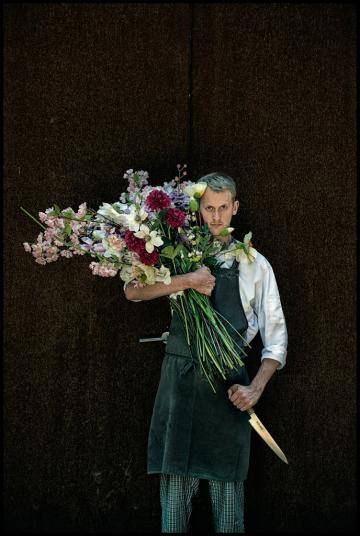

{"left": 189, "top": 198, "right": 199, "bottom": 212}
{"left": 219, "top": 227, "right": 235, "bottom": 237}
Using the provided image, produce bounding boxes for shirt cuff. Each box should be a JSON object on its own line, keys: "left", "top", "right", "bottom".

{"left": 261, "top": 347, "right": 287, "bottom": 370}
{"left": 123, "top": 281, "right": 142, "bottom": 302}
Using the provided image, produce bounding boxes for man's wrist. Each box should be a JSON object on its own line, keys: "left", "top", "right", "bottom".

{"left": 179, "top": 272, "right": 193, "bottom": 290}
{"left": 250, "top": 379, "right": 265, "bottom": 396}
{"left": 250, "top": 358, "right": 279, "bottom": 392}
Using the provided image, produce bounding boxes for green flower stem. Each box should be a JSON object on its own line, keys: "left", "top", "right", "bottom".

{"left": 59, "top": 215, "right": 89, "bottom": 223}
{"left": 179, "top": 295, "right": 191, "bottom": 345}
{"left": 92, "top": 213, "right": 123, "bottom": 228}
{"left": 20, "top": 207, "right": 46, "bottom": 230}
{"left": 191, "top": 289, "right": 250, "bottom": 353}
{"left": 158, "top": 220, "right": 168, "bottom": 240}
{"left": 201, "top": 311, "right": 223, "bottom": 361}
{"left": 171, "top": 258, "right": 191, "bottom": 346}
{"left": 189, "top": 290, "right": 246, "bottom": 368}
{"left": 169, "top": 266, "right": 250, "bottom": 392}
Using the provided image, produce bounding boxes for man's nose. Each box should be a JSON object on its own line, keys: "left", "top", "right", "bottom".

{"left": 213, "top": 210, "right": 221, "bottom": 221}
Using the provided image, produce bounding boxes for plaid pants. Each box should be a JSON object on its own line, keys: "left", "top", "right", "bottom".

{"left": 160, "top": 473, "right": 245, "bottom": 533}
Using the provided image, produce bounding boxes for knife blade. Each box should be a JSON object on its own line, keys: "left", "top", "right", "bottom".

{"left": 247, "top": 407, "right": 289, "bottom": 464}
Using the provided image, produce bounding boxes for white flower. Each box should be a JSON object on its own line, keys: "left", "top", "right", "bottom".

{"left": 119, "top": 264, "right": 134, "bottom": 284}
{"left": 236, "top": 232, "right": 256, "bottom": 263}
{"left": 141, "top": 264, "right": 157, "bottom": 285}
{"left": 216, "top": 233, "right": 257, "bottom": 264}
{"left": 243, "top": 232, "right": 252, "bottom": 245}
{"left": 92, "top": 229, "right": 107, "bottom": 240}
{"left": 96, "top": 202, "right": 127, "bottom": 226}
{"left": 134, "top": 225, "right": 163, "bottom": 253}
{"left": 169, "top": 290, "right": 184, "bottom": 299}
{"left": 184, "top": 182, "right": 207, "bottom": 198}
{"left": 155, "top": 265, "right": 171, "bottom": 285}
{"left": 235, "top": 245, "right": 257, "bottom": 264}
{"left": 126, "top": 206, "right": 148, "bottom": 232}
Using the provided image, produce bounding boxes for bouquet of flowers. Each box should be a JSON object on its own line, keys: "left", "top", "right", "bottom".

{"left": 22, "top": 165, "right": 257, "bottom": 392}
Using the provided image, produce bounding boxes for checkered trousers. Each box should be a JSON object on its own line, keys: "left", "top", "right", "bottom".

{"left": 160, "top": 473, "right": 245, "bottom": 533}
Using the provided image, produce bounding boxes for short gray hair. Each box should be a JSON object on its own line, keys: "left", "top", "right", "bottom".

{"left": 197, "top": 171, "right": 237, "bottom": 200}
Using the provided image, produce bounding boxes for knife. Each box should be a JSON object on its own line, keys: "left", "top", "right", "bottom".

{"left": 139, "top": 331, "right": 169, "bottom": 343}
{"left": 247, "top": 407, "right": 289, "bottom": 464}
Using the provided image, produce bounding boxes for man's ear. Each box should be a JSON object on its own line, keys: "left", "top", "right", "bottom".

{"left": 233, "top": 200, "right": 239, "bottom": 215}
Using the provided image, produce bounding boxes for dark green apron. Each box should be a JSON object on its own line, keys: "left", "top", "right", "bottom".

{"left": 147, "top": 259, "right": 251, "bottom": 481}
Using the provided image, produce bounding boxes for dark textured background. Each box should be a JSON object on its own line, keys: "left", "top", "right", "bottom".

{"left": 4, "top": 3, "right": 356, "bottom": 533}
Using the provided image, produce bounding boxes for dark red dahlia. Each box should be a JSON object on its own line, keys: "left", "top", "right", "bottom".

{"left": 138, "top": 249, "right": 159, "bottom": 266}
{"left": 145, "top": 189, "right": 171, "bottom": 211}
{"left": 124, "top": 230, "right": 145, "bottom": 253}
{"left": 164, "top": 207, "right": 186, "bottom": 228}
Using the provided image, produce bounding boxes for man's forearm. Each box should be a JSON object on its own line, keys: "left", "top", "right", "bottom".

{"left": 250, "top": 358, "right": 279, "bottom": 395}
{"left": 124, "top": 273, "right": 192, "bottom": 301}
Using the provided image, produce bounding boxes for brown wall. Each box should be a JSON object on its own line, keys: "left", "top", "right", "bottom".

{"left": 4, "top": 3, "right": 356, "bottom": 532}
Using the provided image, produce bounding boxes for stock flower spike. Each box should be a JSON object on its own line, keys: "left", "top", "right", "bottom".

{"left": 21, "top": 166, "right": 256, "bottom": 392}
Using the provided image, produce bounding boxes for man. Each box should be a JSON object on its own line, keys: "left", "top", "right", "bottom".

{"left": 124, "top": 172, "right": 288, "bottom": 533}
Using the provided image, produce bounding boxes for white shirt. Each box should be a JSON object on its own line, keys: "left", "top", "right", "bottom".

{"left": 218, "top": 245, "right": 288, "bottom": 369}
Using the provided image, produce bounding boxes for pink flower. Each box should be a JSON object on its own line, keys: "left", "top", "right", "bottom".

{"left": 70, "top": 234, "right": 80, "bottom": 245}
{"left": 23, "top": 242, "right": 32, "bottom": 252}
{"left": 46, "top": 255, "right": 59, "bottom": 263}
{"left": 45, "top": 246, "right": 59, "bottom": 257}
{"left": 44, "top": 228, "right": 58, "bottom": 242}
{"left": 32, "top": 245, "right": 44, "bottom": 257}
{"left": 145, "top": 189, "right": 171, "bottom": 212}
{"left": 76, "top": 202, "right": 87, "bottom": 218}
{"left": 35, "top": 257, "right": 47, "bottom": 265}
{"left": 164, "top": 208, "right": 186, "bottom": 228}
{"left": 45, "top": 217, "right": 65, "bottom": 229}
{"left": 93, "top": 243, "right": 106, "bottom": 253}
{"left": 107, "top": 235, "right": 125, "bottom": 251}
{"left": 60, "top": 250, "right": 73, "bottom": 258}
{"left": 89, "top": 262, "right": 118, "bottom": 277}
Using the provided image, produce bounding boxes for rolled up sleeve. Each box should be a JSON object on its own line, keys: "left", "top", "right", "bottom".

{"left": 255, "top": 260, "right": 288, "bottom": 369}
{"left": 123, "top": 281, "right": 142, "bottom": 302}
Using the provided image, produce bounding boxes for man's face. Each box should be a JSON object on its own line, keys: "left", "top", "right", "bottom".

{"left": 199, "top": 188, "right": 239, "bottom": 238}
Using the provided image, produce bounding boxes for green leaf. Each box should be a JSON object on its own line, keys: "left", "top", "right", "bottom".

{"left": 160, "top": 245, "right": 175, "bottom": 259}
{"left": 62, "top": 211, "right": 74, "bottom": 219}
{"left": 64, "top": 222, "right": 72, "bottom": 236}
{"left": 173, "top": 243, "right": 185, "bottom": 257}
{"left": 53, "top": 204, "right": 61, "bottom": 216}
